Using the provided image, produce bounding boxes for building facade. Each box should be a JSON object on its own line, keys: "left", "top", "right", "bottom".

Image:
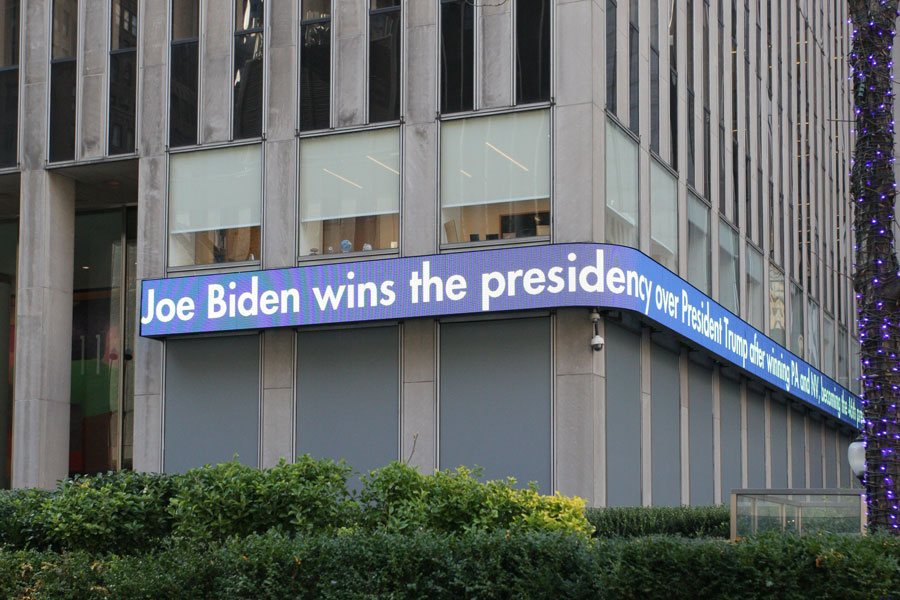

{"left": 0, "top": 0, "right": 862, "bottom": 505}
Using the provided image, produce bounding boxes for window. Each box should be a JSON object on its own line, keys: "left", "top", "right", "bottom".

{"left": 790, "top": 283, "right": 803, "bottom": 356}
{"left": 233, "top": 0, "right": 263, "bottom": 139}
{"left": 516, "top": 0, "right": 550, "bottom": 104}
{"left": 442, "top": 110, "right": 549, "bottom": 244}
{"left": 300, "top": 0, "right": 330, "bottom": 131}
{"left": 606, "top": 0, "right": 616, "bottom": 114}
{"left": 650, "top": 159, "right": 677, "bottom": 271}
{"left": 746, "top": 244, "right": 764, "bottom": 330}
{"left": 768, "top": 263, "right": 786, "bottom": 346}
{"left": 168, "top": 144, "right": 262, "bottom": 267}
{"left": 808, "top": 300, "right": 819, "bottom": 369}
{"left": 369, "top": 0, "right": 400, "bottom": 123}
{"left": 440, "top": 0, "right": 473, "bottom": 113}
{"left": 170, "top": 0, "right": 199, "bottom": 147}
{"left": 687, "top": 193, "right": 710, "bottom": 294}
{"left": 668, "top": 0, "right": 677, "bottom": 169}
{"left": 628, "top": 0, "right": 638, "bottom": 133}
{"left": 49, "top": 0, "right": 77, "bottom": 162}
{"left": 606, "top": 120, "right": 639, "bottom": 247}
{"left": 649, "top": 0, "right": 660, "bottom": 153}
{"left": 0, "top": 0, "right": 18, "bottom": 168}
{"left": 838, "top": 326, "right": 848, "bottom": 388}
{"left": 718, "top": 221, "right": 739, "bottom": 314}
{"left": 300, "top": 128, "right": 399, "bottom": 255}
{"left": 823, "top": 313, "right": 834, "bottom": 378}
{"left": 0, "top": 219, "right": 16, "bottom": 489}
{"left": 109, "top": 0, "right": 137, "bottom": 155}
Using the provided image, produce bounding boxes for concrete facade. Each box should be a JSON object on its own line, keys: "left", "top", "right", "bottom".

{"left": 0, "top": 0, "right": 861, "bottom": 503}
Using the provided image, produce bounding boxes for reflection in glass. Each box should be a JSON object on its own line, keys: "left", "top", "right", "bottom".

{"left": 440, "top": 0, "right": 473, "bottom": 114}
{"left": 170, "top": 40, "right": 198, "bottom": 147}
{"left": 172, "top": 0, "right": 199, "bottom": 40}
{"left": 52, "top": 0, "right": 77, "bottom": 59}
{"left": 300, "top": 128, "right": 399, "bottom": 255}
{"left": 369, "top": 6, "right": 400, "bottom": 122}
{"left": 300, "top": 2, "right": 330, "bottom": 131}
{"left": 70, "top": 210, "right": 136, "bottom": 476}
{"left": 808, "top": 300, "right": 819, "bottom": 369}
{"left": 823, "top": 314, "right": 834, "bottom": 378}
{"left": 768, "top": 264, "right": 786, "bottom": 346}
{"left": 650, "top": 159, "right": 677, "bottom": 271}
{"left": 235, "top": 0, "right": 263, "bottom": 30}
{"left": 0, "top": 0, "right": 17, "bottom": 67}
{"left": 746, "top": 245, "right": 764, "bottom": 330}
{"left": 719, "top": 221, "right": 739, "bottom": 314}
{"left": 441, "top": 110, "right": 550, "bottom": 244}
{"left": 109, "top": 49, "right": 136, "bottom": 155}
{"left": 838, "top": 326, "right": 848, "bottom": 388}
{"left": 606, "top": 121, "right": 639, "bottom": 247}
{"left": 0, "top": 220, "right": 16, "bottom": 488}
{"left": 0, "top": 1, "right": 17, "bottom": 167}
{"left": 515, "top": 0, "right": 550, "bottom": 104}
{"left": 686, "top": 194, "right": 710, "bottom": 294}
{"left": 111, "top": 0, "right": 137, "bottom": 50}
{"left": 233, "top": 31, "right": 263, "bottom": 139}
{"left": 168, "top": 145, "right": 262, "bottom": 267}
{"left": 49, "top": 59, "right": 76, "bottom": 162}
{"left": 790, "top": 283, "right": 804, "bottom": 357}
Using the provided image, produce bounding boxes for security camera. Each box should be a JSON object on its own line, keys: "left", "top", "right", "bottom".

{"left": 591, "top": 334, "right": 605, "bottom": 352}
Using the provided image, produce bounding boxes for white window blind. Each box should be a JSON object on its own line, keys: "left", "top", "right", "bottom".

{"left": 650, "top": 159, "right": 677, "bottom": 269}
{"left": 605, "top": 121, "right": 639, "bottom": 226}
{"left": 300, "top": 128, "right": 400, "bottom": 222}
{"left": 168, "top": 144, "right": 262, "bottom": 235}
{"left": 441, "top": 110, "right": 550, "bottom": 209}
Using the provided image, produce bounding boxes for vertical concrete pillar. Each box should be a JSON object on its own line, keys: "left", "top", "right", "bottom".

{"left": 132, "top": 0, "right": 169, "bottom": 473}
{"left": 401, "top": 319, "right": 435, "bottom": 473}
{"left": 78, "top": 0, "right": 108, "bottom": 160}
{"left": 12, "top": 171, "right": 75, "bottom": 489}
{"left": 334, "top": 0, "right": 366, "bottom": 127}
{"left": 201, "top": 0, "right": 233, "bottom": 143}
{"left": 554, "top": 309, "right": 596, "bottom": 503}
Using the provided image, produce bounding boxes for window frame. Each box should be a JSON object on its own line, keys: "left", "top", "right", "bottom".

{"left": 366, "top": 0, "right": 402, "bottom": 124}
{"left": 437, "top": 105, "right": 553, "bottom": 252}
{"left": 231, "top": 0, "right": 266, "bottom": 141}
{"left": 47, "top": 0, "right": 78, "bottom": 164}
{"left": 167, "top": 0, "right": 201, "bottom": 149}
{"left": 296, "top": 121, "right": 403, "bottom": 263}
{"left": 164, "top": 139, "right": 266, "bottom": 273}
{"left": 0, "top": 0, "right": 20, "bottom": 171}
{"left": 106, "top": 0, "right": 139, "bottom": 157}
{"left": 298, "top": 0, "right": 334, "bottom": 132}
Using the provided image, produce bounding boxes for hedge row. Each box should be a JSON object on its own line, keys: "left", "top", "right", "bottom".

{"left": 585, "top": 505, "right": 730, "bottom": 538}
{"left": 0, "top": 459, "right": 591, "bottom": 553}
{"left": 1, "top": 530, "right": 897, "bottom": 600}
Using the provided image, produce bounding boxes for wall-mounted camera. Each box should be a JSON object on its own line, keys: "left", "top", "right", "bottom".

{"left": 590, "top": 309, "right": 603, "bottom": 352}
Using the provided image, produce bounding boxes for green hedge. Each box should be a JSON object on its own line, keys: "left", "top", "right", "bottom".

{"left": 0, "top": 531, "right": 897, "bottom": 599}
{"left": 586, "top": 505, "right": 730, "bottom": 538}
{"left": 0, "top": 459, "right": 592, "bottom": 552}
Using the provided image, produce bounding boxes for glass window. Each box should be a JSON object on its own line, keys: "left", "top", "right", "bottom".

{"left": 0, "top": 219, "right": 16, "bottom": 489}
{"left": 300, "top": 0, "right": 330, "bottom": 131}
{"left": 768, "top": 263, "right": 786, "bottom": 346}
{"left": 109, "top": 0, "right": 137, "bottom": 155}
{"left": 369, "top": 0, "right": 400, "bottom": 123}
{"left": 650, "top": 159, "right": 677, "bottom": 271}
{"left": 516, "top": 0, "right": 550, "bottom": 104}
{"left": 606, "top": 121, "right": 639, "bottom": 247}
{"left": 0, "top": 0, "right": 18, "bottom": 168}
{"left": 718, "top": 221, "right": 739, "bottom": 314}
{"left": 606, "top": 0, "right": 616, "bottom": 114}
{"left": 49, "top": 0, "right": 77, "bottom": 162}
{"left": 168, "top": 144, "right": 262, "bottom": 267}
{"left": 628, "top": 0, "right": 638, "bottom": 133}
{"left": 838, "top": 326, "right": 848, "bottom": 388}
{"left": 823, "top": 313, "right": 834, "bottom": 378}
{"left": 790, "top": 283, "right": 804, "bottom": 357}
{"left": 440, "top": 0, "right": 473, "bottom": 114}
{"left": 687, "top": 193, "right": 710, "bottom": 294}
{"left": 170, "top": 0, "right": 199, "bottom": 147}
{"left": 441, "top": 110, "right": 550, "bottom": 244}
{"left": 300, "top": 128, "right": 399, "bottom": 255}
{"left": 233, "top": 0, "right": 263, "bottom": 140}
{"left": 808, "top": 300, "right": 819, "bottom": 369}
{"left": 746, "top": 244, "right": 764, "bottom": 330}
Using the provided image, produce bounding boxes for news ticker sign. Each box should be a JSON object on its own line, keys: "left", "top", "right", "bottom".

{"left": 140, "top": 243, "right": 863, "bottom": 428}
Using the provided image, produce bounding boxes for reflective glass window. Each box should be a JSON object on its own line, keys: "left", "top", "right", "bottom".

{"left": 686, "top": 193, "right": 710, "bottom": 294}
{"left": 0, "top": 219, "right": 16, "bottom": 489}
{"left": 440, "top": 0, "right": 473, "bottom": 113}
{"left": 823, "top": 313, "right": 834, "bottom": 378}
{"left": 300, "top": 0, "right": 330, "bottom": 131}
{"left": 718, "top": 221, "right": 739, "bottom": 314}
{"left": 606, "top": 121, "right": 639, "bottom": 247}
{"left": 650, "top": 159, "right": 677, "bottom": 271}
{"left": 300, "top": 128, "right": 400, "bottom": 255}
{"left": 746, "top": 244, "right": 764, "bottom": 330}
{"left": 808, "top": 300, "right": 819, "bottom": 369}
{"left": 233, "top": 0, "right": 263, "bottom": 139}
{"left": 790, "top": 283, "right": 804, "bottom": 357}
{"left": 515, "top": 0, "right": 550, "bottom": 104}
{"left": 168, "top": 144, "right": 262, "bottom": 267}
{"left": 441, "top": 110, "right": 550, "bottom": 244}
{"left": 768, "top": 263, "right": 786, "bottom": 346}
{"left": 0, "top": 0, "right": 18, "bottom": 167}
{"left": 49, "top": 0, "right": 77, "bottom": 162}
{"left": 109, "top": 0, "right": 137, "bottom": 155}
{"left": 369, "top": 1, "right": 400, "bottom": 122}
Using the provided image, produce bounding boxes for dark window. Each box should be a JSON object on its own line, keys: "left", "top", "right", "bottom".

{"left": 440, "top": 0, "right": 473, "bottom": 113}
{"left": 0, "top": 0, "right": 18, "bottom": 167}
{"left": 649, "top": 0, "right": 659, "bottom": 153}
{"left": 668, "top": 0, "right": 677, "bottom": 169}
{"left": 300, "top": 0, "right": 330, "bottom": 130}
{"left": 369, "top": 0, "right": 400, "bottom": 122}
{"left": 49, "top": 0, "right": 77, "bottom": 162}
{"left": 233, "top": 0, "right": 263, "bottom": 139}
{"left": 170, "top": 0, "right": 199, "bottom": 147}
{"left": 515, "top": 0, "right": 550, "bottom": 104}
{"left": 606, "top": 0, "right": 616, "bottom": 114}
{"left": 627, "top": 0, "right": 638, "bottom": 134}
{"left": 109, "top": 0, "right": 137, "bottom": 155}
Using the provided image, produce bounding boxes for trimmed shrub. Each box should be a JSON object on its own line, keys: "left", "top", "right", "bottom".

{"left": 0, "top": 488, "right": 53, "bottom": 549}
{"left": 357, "top": 462, "right": 594, "bottom": 538}
{"left": 586, "top": 504, "right": 730, "bottom": 538}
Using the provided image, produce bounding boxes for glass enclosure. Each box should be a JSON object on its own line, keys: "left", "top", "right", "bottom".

{"left": 69, "top": 208, "right": 136, "bottom": 475}
{"left": 731, "top": 489, "right": 866, "bottom": 538}
{"left": 0, "top": 219, "right": 15, "bottom": 488}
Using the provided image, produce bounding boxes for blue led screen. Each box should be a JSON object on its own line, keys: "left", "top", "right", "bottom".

{"left": 141, "top": 243, "right": 862, "bottom": 428}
